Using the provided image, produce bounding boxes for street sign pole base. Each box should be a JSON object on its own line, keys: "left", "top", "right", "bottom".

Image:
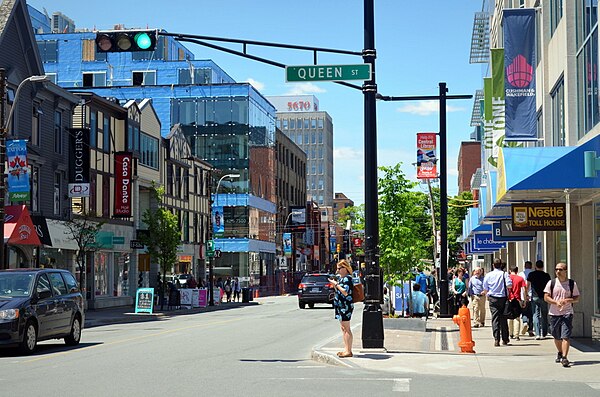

{"left": 361, "top": 302, "right": 384, "bottom": 348}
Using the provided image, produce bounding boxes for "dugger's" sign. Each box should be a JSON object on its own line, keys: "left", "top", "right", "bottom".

{"left": 511, "top": 203, "right": 566, "bottom": 231}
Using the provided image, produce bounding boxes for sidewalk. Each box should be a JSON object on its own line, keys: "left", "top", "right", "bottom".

{"left": 312, "top": 307, "right": 600, "bottom": 385}
{"left": 83, "top": 300, "right": 259, "bottom": 328}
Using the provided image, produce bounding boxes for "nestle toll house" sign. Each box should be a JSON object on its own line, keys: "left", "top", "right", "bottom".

{"left": 511, "top": 203, "right": 566, "bottom": 231}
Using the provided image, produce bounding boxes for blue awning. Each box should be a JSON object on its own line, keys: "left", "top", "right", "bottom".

{"left": 496, "top": 134, "right": 600, "bottom": 205}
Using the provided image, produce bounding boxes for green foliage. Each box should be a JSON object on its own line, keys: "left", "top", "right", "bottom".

{"left": 378, "top": 164, "right": 431, "bottom": 286}
{"left": 447, "top": 191, "right": 473, "bottom": 266}
{"left": 139, "top": 184, "right": 181, "bottom": 283}
{"left": 64, "top": 211, "right": 105, "bottom": 287}
{"left": 337, "top": 204, "right": 365, "bottom": 231}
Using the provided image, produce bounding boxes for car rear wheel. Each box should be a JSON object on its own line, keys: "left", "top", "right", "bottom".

{"left": 19, "top": 321, "right": 37, "bottom": 355}
{"left": 65, "top": 316, "right": 82, "bottom": 346}
{"left": 308, "top": 303, "right": 315, "bottom": 309}
{"left": 298, "top": 301, "right": 306, "bottom": 309}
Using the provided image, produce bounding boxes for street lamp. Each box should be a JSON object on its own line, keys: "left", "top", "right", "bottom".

{"left": 0, "top": 72, "right": 49, "bottom": 269}
{"left": 208, "top": 172, "right": 240, "bottom": 305}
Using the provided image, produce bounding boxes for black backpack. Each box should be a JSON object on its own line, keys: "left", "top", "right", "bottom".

{"left": 549, "top": 278, "right": 575, "bottom": 298}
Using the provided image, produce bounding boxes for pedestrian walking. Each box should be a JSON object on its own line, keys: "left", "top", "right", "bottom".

{"left": 544, "top": 263, "right": 580, "bottom": 367}
{"left": 527, "top": 260, "right": 551, "bottom": 339}
{"left": 410, "top": 283, "right": 429, "bottom": 318}
{"left": 232, "top": 277, "right": 241, "bottom": 302}
{"left": 427, "top": 269, "right": 439, "bottom": 313}
{"left": 468, "top": 267, "right": 486, "bottom": 328}
{"left": 329, "top": 259, "right": 354, "bottom": 358}
{"left": 518, "top": 261, "right": 534, "bottom": 336}
{"left": 508, "top": 266, "right": 526, "bottom": 341}
{"left": 415, "top": 269, "right": 428, "bottom": 295}
{"left": 224, "top": 277, "right": 233, "bottom": 302}
{"left": 483, "top": 258, "right": 513, "bottom": 347}
{"left": 450, "top": 268, "right": 468, "bottom": 315}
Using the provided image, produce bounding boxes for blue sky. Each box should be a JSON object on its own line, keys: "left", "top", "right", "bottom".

{"left": 27, "top": 0, "right": 487, "bottom": 205}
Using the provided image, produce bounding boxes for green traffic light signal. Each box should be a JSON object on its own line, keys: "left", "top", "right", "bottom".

{"left": 95, "top": 29, "right": 157, "bottom": 53}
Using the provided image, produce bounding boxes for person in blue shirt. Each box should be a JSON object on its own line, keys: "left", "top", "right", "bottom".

{"left": 411, "top": 283, "right": 429, "bottom": 318}
{"left": 415, "top": 270, "right": 429, "bottom": 294}
{"left": 483, "top": 258, "right": 513, "bottom": 347}
{"left": 450, "top": 268, "right": 468, "bottom": 315}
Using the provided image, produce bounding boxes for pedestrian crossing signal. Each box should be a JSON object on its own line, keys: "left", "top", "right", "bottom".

{"left": 95, "top": 29, "right": 158, "bottom": 52}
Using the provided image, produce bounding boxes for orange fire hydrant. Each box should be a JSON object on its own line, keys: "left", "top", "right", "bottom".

{"left": 452, "top": 304, "right": 476, "bottom": 353}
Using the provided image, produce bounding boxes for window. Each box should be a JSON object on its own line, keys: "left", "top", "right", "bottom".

{"left": 102, "top": 175, "right": 110, "bottom": 217}
{"left": 90, "top": 111, "right": 97, "bottom": 148}
{"left": 595, "top": 202, "right": 600, "bottom": 314}
{"left": 36, "top": 274, "right": 52, "bottom": 295}
{"left": 551, "top": 79, "right": 565, "bottom": 146}
{"left": 318, "top": 131, "right": 323, "bottom": 144}
{"left": 311, "top": 118, "right": 317, "bottom": 129}
{"left": 283, "top": 119, "right": 288, "bottom": 130}
{"left": 132, "top": 70, "right": 156, "bottom": 86}
{"left": 318, "top": 147, "right": 323, "bottom": 159}
{"left": 318, "top": 178, "right": 324, "bottom": 190}
{"left": 103, "top": 117, "right": 111, "bottom": 153}
{"left": 31, "top": 166, "right": 39, "bottom": 212}
{"left": 576, "top": 5, "right": 599, "bottom": 137}
{"left": 297, "top": 118, "right": 303, "bottom": 129}
{"left": 290, "top": 119, "right": 295, "bottom": 129}
{"left": 53, "top": 172, "right": 61, "bottom": 216}
{"left": 304, "top": 133, "right": 309, "bottom": 144}
{"left": 311, "top": 132, "right": 316, "bottom": 144}
{"left": 54, "top": 111, "right": 62, "bottom": 154}
{"left": 550, "top": 0, "right": 563, "bottom": 36}
{"left": 82, "top": 72, "right": 106, "bottom": 87}
{"left": 304, "top": 119, "right": 309, "bottom": 129}
{"left": 296, "top": 134, "right": 302, "bottom": 145}
{"left": 318, "top": 118, "right": 324, "bottom": 129}
{"left": 37, "top": 40, "right": 57, "bottom": 62}
{"left": 32, "top": 105, "right": 41, "bottom": 146}
{"left": 48, "top": 273, "right": 68, "bottom": 295}
{"left": 177, "top": 68, "right": 211, "bottom": 84}
{"left": 140, "top": 133, "right": 158, "bottom": 169}
{"left": 61, "top": 272, "right": 79, "bottom": 293}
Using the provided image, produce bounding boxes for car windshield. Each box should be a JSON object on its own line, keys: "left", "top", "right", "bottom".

{"left": 302, "top": 275, "right": 329, "bottom": 283}
{"left": 0, "top": 273, "right": 35, "bottom": 298}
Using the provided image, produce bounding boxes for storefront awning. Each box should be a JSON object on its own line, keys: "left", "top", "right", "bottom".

{"left": 4, "top": 205, "right": 41, "bottom": 245}
{"left": 46, "top": 219, "right": 79, "bottom": 251}
{"left": 496, "top": 135, "right": 600, "bottom": 205}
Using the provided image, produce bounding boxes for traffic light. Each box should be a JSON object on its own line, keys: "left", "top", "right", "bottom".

{"left": 336, "top": 244, "right": 341, "bottom": 253}
{"left": 95, "top": 29, "right": 158, "bottom": 53}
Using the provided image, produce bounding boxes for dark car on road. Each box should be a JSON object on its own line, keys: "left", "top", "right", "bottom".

{"left": 298, "top": 273, "right": 335, "bottom": 309}
{"left": 0, "top": 268, "right": 85, "bottom": 354}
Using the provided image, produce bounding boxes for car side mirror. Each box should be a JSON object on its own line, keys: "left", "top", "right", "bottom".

{"left": 36, "top": 290, "right": 52, "bottom": 300}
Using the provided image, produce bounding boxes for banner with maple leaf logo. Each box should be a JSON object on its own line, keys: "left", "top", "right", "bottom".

{"left": 6, "top": 140, "right": 30, "bottom": 202}
{"left": 504, "top": 8, "right": 537, "bottom": 141}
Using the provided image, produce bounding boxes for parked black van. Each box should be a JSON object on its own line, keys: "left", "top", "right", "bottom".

{"left": 0, "top": 268, "right": 84, "bottom": 354}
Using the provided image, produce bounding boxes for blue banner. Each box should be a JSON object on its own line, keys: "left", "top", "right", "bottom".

{"left": 504, "top": 8, "right": 537, "bottom": 141}
{"left": 283, "top": 232, "right": 292, "bottom": 257}
{"left": 473, "top": 233, "right": 506, "bottom": 251}
{"left": 6, "top": 140, "right": 30, "bottom": 202}
{"left": 212, "top": 205, "right": 224, "bottom": 237}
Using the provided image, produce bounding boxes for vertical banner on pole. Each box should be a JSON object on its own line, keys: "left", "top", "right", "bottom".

{"left": 114, "top": 152, "right": 132, "bottom": 217}
{"left": 483, "top": 77, "right": 496, "bottom": 171}
{"left": 68, "top": 128, "right": 90, "bottom": 197}
{"left": 491, "top": 49, "right": 506, "bottom": 164}
{"left": 504, "top": 8, "right": 537, "bottom": 141}
{"left": 6, "top": 140, "right": 30, "bottom": 202}
{"left": 212, "top": 205, "right": 224, "bottom": 237}
{"left": 416, "top": 132, "right": 437, "bottom": 179}
{"left": 283, "top": 232, "right": 292, "bottom": 257}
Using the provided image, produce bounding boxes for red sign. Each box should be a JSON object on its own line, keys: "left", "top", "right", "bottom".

{"left": 114, "top": 153, "right": 132, "bottom": 217}
{"left": 417, "top": 132, "right": 437, "bottom": 179}
{"left": 353, "top": 238, "right": 362, "bottom": 247}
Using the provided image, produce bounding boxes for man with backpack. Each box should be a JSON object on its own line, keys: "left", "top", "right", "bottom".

{"left": 544, "top": 263, "right": 580, "bottom": 368}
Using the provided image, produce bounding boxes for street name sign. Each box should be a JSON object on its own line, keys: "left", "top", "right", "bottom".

{"left": 286, "top": 64, "right": 371, "bottom": 82}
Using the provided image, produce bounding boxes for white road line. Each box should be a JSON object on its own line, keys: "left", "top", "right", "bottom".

{"left": 392, "top": 378, "right": 410, "bottom": 392}
{"left": 587, "top": 383, "right": 600, "bottom": 390}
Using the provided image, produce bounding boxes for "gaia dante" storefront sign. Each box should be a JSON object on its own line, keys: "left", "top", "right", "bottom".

{"left": 511, "top": 203, "right": 566, "bottom": 231}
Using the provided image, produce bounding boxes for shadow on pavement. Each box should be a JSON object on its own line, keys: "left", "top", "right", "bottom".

{"left": 356, "top": 353, "right": 392, "bottom": 360}
{"left": 572, "top": 360, "right": 600, "bottom": 366}
{"left": 0, "top": 342, "right": 102, "bottom": 357}
{"left": 239, "top": 359, "right": 306, "bottom": 363}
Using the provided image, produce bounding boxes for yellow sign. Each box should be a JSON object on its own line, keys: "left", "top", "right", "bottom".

{"left": 511, "top": 203, "right": 566, "bottom": 231}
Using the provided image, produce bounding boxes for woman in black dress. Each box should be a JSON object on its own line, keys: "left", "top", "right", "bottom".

{"left": 330, "top": 259, "right": 354, "bottom": 358}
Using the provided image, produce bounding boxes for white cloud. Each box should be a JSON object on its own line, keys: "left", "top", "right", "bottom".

{"left": 334, "top": 147, "right": 362, "bottom": 160}
{"left": 396, "top": 100, "right": 464, "bottom": 116}
{"left": 246, "top": 78, "right": 265, "bottom": 91}
{"left": 284, "top": 82, "right": 326, "bottom": 95}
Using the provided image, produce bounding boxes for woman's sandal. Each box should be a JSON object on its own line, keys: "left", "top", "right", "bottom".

{"left": 337, "top": 352, "right": 353, "bottom": 358}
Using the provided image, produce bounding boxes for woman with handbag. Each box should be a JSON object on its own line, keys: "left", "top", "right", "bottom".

{"left": 451, "top": 268, "right": 468, "bottom": 315}
{"left": 328, "top": 259, "right": 354, "bottom": 358}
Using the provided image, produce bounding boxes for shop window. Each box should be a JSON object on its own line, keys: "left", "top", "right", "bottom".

{"left": 94, "top": 252, "right": 109, "bottom": 296}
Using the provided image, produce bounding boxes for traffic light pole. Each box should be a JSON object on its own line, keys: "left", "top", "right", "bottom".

{"left": 377, "top": 83, "right": 472, "bottom": 318}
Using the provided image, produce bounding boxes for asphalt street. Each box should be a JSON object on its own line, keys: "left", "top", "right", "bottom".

{"left": 0, "top": 295, "right": 598, "bottom": 396}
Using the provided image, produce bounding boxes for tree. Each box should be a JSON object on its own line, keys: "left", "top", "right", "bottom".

{"left": 138, "top": 184, "right": 181, "bottom": 310}
{"left": 336, "top": 204, "right": 365, "bottom": 231}
{"left": 378, "top": 164, "right": 431, "bottom": 288}
{"left": 447, "top": 191, "right": 474, "bottom": 267}
{"left": 64, "top": 211, "right": 104, "bottom": 293}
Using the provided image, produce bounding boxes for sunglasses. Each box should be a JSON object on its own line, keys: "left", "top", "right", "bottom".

{"left": 555, "top": 268, "right": 566, "bottom": 271}
{"left": 336, "top": 267, "right": 343, "bottom": 270}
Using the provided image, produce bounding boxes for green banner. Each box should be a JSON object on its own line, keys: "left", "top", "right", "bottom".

{"left": 491, "top": 48, "right": 505, "bottom": 165}
{"left": 483, "top": 77, "right": 495, "bottom": 170}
